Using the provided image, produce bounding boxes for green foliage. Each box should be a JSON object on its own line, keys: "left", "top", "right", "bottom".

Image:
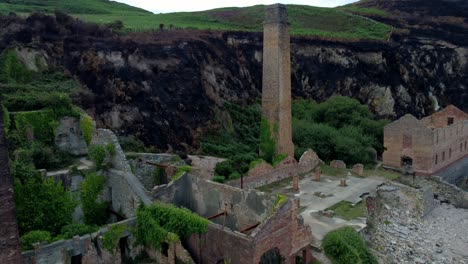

{"left": 322, "top": 227, "right": 378, "bottom": 264}
{"left": 106, "top": 143, "right": 116, "bottom": 156}
{"left": 80, "top": 173, "right": 109, "bottom": 226}
{"left": 274, "top": 194, "right": 287, "bottom": 209}
{"left": 249, "top": 159, "right": 267, "bottom": 170}
{"left": 102, "top": 224, "right": 126, "bottom": 253}
{"left": 14, "top": 170, "right": 77, "bottom": 236}
{"left": 292, "top": 97, "right": 388, "bottom": 166}
{"left": 15, "top": 141, "right": 73, "bottom": 170}
{"left": 20, "top": 230, "right": 52, "bottom": 250}
{"left": 135, "top": 203, "right": 208, "bottom": 249}
{"left": 80, "top": 115, "right": 94, "bottom": 146}
{"left": 153, "top": 167, "right": 165, "bottom": 186}
{"left": 2, "top": 104, "right": 10, "bottom": 135}
{"left": 88, "top": 144, "right": 107, "bottom": 169}
{"left": 213, "top": 153, "right": 257, "bottom": 181}
{"left": 60, "top": 223, "right": 99, "bottom": 239}
{"left": 172, "top": 165, "right": 192, "bottom": 181}
{"left": 259, "top": 118, "right": 277, "bottom": 163}
{"left": 0, "top": 49, "right": 32, "bottom": 84}
{"left": 14, "top": 109, "right": 58, "bottom": 145}
{"left": 213, "top": 175, "right": 226, "bottom": 183}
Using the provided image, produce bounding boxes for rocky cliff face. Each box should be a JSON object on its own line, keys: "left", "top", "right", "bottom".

{"left": 0, "top": 13, "right": 467, "bottom": 151}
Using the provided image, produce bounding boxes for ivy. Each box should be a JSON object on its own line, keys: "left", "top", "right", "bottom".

{"left": 80, "top": 114, "right": 94, "bottom": 146}
{"left": 259, "top": 118, "right": 277, "bottom": 164}
{"left": 136, "top": 203, "right": 208, "bottom": 250}
{"left": 102, "top": 224, "right": 126, "bottom": 253}
{"left": 80, "top": 173, "right": 109, "bottom": 226}
{"left": 2, "top": 104, "right": 10, "bottom": 135}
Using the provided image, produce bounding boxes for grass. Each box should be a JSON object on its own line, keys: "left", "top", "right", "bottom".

{"left": 338, "top": 5, "right": 390, "bottom": 17}
{"left": 320, "top": 164, "right": 348, "bottom": 177}
{"left": 0, "top": 1, "right": 392, "bottom": 40}
{"left": 326, "top": 200, "right": 366, "bottom": 220}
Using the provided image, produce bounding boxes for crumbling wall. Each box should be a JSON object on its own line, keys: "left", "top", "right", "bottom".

{"left": 54, "top": 116, "right": 88, "bottom": 156}
{"left": 153, "top": 174, "right": 276, "bottom": 231}
{"left": 22, "top": 219, "right": 136, "bottom": 264}
{"left": 91, "top": 129, "right": 131, "bottom": 173}
{"left": 227, "top": 149, "right": 321, "bottom": 189}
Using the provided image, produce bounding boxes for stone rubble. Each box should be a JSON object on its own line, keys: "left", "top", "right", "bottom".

{"left": 370, "top": 200, "right": 468, "bottom": 264}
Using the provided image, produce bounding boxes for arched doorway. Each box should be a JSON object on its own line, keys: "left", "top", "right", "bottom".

{"left": 259, "top": 248, "right": 284, "bottom": 264}
{"left": 401, "top": 156, "right": 413, "bottom": 175}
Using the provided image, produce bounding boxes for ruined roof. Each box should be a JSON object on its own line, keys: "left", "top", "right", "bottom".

{"left": 421, "top": 105, "right": 468, "bottom": 129}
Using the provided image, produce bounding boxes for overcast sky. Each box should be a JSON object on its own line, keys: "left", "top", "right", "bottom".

{"left": 113, "top": 0, "right": 359, "bottom": 13}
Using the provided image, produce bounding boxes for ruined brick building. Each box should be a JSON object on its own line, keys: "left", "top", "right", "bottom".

{"left": 383, "top": 105, "right": 468, "bottom": 175}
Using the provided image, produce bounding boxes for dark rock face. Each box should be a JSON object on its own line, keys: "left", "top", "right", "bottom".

{"left": 0, "top": 13, "right": 467, "bottom": 151}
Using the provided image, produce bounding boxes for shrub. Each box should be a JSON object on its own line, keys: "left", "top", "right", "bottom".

{"left": 88, "top": 144, "right": 106, "bottom": 169}
{"left": 322, "top": 227, "right": 377, "bottom": 264}
{"left": 20, "top": 230, "right": 52, "bottom": 250}
{"left": 14, "top": 109, "right": 58, "bottom": 145}
{"left": 14, "top": 176, "right": 77, "bottom": 236}
{"left": 80, "top": 115, "right": 94, "bottom": 146}
{"left": 212, "top": 175, "right": 225, "bottom": 183}
{"left": 80, "top": 173, "right": 109, "bottom": 226}
{"left": 0, "top": 49, "right": 32, "bottom": 84}
{"left": 60, "top": 224, "right": 99, "bottom": 239}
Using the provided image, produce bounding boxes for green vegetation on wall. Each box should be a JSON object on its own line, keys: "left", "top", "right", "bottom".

{"left": 80, "top": 115, "right": 94, "bottom": 146}
{"left": 259, "top": 118, "right": 277, "bottom": 163}
{"left": 59, "top": 223, "right": 99, "bottom": 239}
{"left": 136, "top": 203, "right": 209, "bottom": 249}
{"left": 0, "top": 49, "right": 32, "bottom": 84}
{"left": 102, "top": 224, "right": 127, "bottom": 253}
{"left": 88, "top": 144, "right": 107, "bottom": 169}
{"left": 13, "top": 109, "right": 58, "bottom": 144}
{"left": 322, "top": 226, "right": 377, "bottom": 264}
{"left": 172, "top": 165, "right": 192, "bottom": 181}
{"left": 20, "top": 230, "right": 52, "bottom": 250}
{"left": 80, "top": 173, "right": 109, "bottom": 226}
{"left": 2, "top": 104, "right": 10, "bottom": 135}
{"left": 13, "top": 161, "right": 77, "bottom": 236}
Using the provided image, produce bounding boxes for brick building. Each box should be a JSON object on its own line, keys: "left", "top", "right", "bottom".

{"left": 383, "top": 105, "right": 468, "bottom": 175}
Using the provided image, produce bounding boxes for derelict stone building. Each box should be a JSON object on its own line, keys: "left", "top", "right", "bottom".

{"left": 383, "top": 105, "right": 468, "bottom": 175}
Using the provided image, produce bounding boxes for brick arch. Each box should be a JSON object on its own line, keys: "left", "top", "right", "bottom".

{"left": 259, "top": 247, "right": 285, "bottom": 264}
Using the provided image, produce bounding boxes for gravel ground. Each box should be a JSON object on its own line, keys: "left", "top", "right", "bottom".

{"left": 371, "top": 202, "right": 468, "bottom": 264}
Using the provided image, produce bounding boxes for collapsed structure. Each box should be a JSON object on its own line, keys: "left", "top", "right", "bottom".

{"left": 383, "top": 105, "right": 468, "bottom": 176}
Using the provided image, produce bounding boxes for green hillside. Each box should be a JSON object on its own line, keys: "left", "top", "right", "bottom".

{"left": 0, "top": 0, "right": 391, "bottom": 40}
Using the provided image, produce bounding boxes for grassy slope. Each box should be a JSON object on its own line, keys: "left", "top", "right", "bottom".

{"left": 0, "top": 0, "right": 391, "bottom": 40}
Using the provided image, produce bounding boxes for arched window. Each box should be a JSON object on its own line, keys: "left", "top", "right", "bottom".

{"left": 435, "top": 154, "right": 438, "bottom": 165}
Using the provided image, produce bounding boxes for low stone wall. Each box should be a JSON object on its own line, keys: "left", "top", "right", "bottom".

{"left": 399, "top": 175, "right": 468, "bottom": 209}
{"left": 22, "top": 219, "right": 135, "bottom": 264}
{"left": 227, "top": 149, "right": 321, "bottom": 189}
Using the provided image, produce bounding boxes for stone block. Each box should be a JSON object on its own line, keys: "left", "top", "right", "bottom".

{"left": 352, "top": 164, "right": 364, "bottom": 176}
{"left": 276, "top": 155, "right": 298, "bottom": 168}
{"left": 298, "top": 149, "right": 320, "bottom": 166}
{"left": 330, "top": 160, "right": 346, "bottom": 169}
{"left": 55, "top": 116, "right": 88, "bottom": 156}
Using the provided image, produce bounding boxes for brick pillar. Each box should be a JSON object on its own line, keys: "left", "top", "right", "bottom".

{"left": 314, "top": 166, "right": 321, "bottom": 182}
{"left": 340, "top": 179, "right": 347, "bottom": 187}
{"left": 293, "top": 175, "right": 299, "bottom": 191}
{"left": 262, "top": 4, "right": 294, "bottom": 157}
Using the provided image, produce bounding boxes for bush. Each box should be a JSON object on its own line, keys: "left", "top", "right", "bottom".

{"left": 14, "top": 109, "right": 58, "bottom": 145}
{"left": 322, "top": 227, "right": 377, "bottom": 264}
{"left": 80, "top": 115, "right": 94, "bottom": 146}
{"left": 80, "top": 173, "right": 109, "bottom": 226}
{"left": 60, "top": 224, "right": 99, "bottom": 239}
{"left": 14, "top": 175, "right": 77, "bottom": 236}
{"left": 88, "top": 145, "right": 107, "bottom": 169}
{"left": 20, "top": 230, "right": 52, "bottom": 250}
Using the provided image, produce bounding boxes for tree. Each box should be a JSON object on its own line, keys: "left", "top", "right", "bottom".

{"left": 0, "top": 100, "right": 23, "bottom": 262}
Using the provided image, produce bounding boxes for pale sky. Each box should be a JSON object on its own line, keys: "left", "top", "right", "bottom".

{"left": 113, "top": 0, "right": 359, "bottom": 13}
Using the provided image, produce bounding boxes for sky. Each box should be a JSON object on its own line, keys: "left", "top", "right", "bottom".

{"left": 113, "top": 0, "right": 359, "bottom": 13}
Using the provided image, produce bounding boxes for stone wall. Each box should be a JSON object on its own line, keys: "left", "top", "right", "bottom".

{"left": 55, "top": 116, "right": 88, "bottom": 156}
{"left": 227, "top": 149, "right": 321, "bottom": 189}
{"left": 434, "top": 156, "right": 468, "bottom": 184}
{"left": 22, "top": 219, "right": 136, "bottom": 264}
{"left": 398, "top": 175, "right": 468, "bottom": 209}
{"left": 153, "top": 173, "right": 276, "bottom": 231}
{"left": 91, "top": 129, "right": 131, "bottom": 173}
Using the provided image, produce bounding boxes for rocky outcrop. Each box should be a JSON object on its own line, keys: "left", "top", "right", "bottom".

{"left": 0, "top": 13, "right": 467, "bottom": 151}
